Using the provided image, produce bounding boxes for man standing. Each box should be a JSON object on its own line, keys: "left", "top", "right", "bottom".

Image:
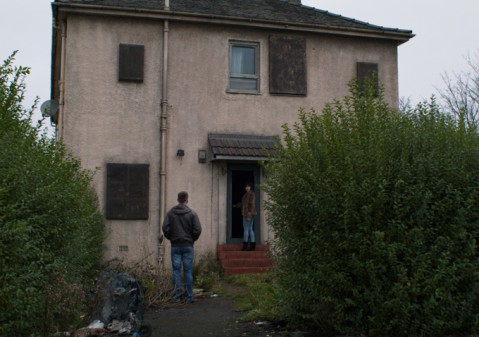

{"left": 162, "top": 191, "right": 202, "bottom": 303}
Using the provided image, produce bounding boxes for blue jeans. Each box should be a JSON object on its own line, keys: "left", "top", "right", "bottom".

{"left": 243, "top": 217, "right": 255, "bottom": 243}
{"left": 171, "top": 246, "right": 194, "bottom": 302}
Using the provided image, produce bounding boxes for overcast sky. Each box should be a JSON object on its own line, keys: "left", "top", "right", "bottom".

{"left": 1, "top": 0, "right": 478, "bottom": 135}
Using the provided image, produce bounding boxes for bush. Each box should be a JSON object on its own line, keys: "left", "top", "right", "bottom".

{"left": 193, "top": 252, "right": 222, "bottom": 292}
{"left": 0, "top": 52, "right": 105, "bottom": 336}
{"left": 263, "top": 81, "right": 479, "bottom": 337}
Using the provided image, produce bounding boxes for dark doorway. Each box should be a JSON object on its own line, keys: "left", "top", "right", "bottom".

{"left": 227, "top": 164, "right": 260, "bottom": 244}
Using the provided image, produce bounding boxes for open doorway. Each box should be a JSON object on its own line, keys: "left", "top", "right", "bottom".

{"left": 227, "top": 164, "right": 260, "bottom": 244}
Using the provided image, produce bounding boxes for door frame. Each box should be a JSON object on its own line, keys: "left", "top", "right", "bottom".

{"left": 226, "top": 163, "right": 261, "bottom": 244}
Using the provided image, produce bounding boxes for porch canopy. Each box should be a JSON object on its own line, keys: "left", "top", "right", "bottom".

{"left": 208, "top": 133, "right": 277, "bottom": 161}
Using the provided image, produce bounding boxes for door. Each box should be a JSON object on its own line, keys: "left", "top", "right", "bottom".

{"left": 227, "top": 164, "right": 260, "bottom": 244}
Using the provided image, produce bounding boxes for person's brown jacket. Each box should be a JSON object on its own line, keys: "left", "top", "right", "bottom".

{"left": 241, "top": 190, "right": 255, "bottom": 219}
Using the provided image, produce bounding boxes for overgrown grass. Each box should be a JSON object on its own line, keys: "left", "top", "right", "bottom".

{"left": 222, "top": 273, "right": 283, "bottom": 322}
{"left": 109, "top": 251, "right": 222, "bottom": 309}
{"left": 193, "top": 252, "right": 222, "bottom": 292}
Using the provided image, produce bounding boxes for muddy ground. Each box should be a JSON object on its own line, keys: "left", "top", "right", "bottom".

{"left": 144, "top": 283, "right": 312, "bottom": 337}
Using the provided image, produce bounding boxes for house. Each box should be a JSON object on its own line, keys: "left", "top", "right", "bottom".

{"left": 50, "top": 0, "right": 413, "bottom": 269}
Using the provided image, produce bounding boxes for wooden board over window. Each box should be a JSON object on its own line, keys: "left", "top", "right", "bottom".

{"left": 106, "top": 163, "right": 149, "bottom": 220}
{"left": 357, "top": 62, "right": 379, "bottom": 96}
{"left": 269, "top": 36, "right": 307, "bottom": 96}
{"left": 119, "top": 44, "right": 144, "bottom": 82}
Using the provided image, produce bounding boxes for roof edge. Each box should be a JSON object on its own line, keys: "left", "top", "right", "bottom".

{"left": 53, "top": 2, "right": 414, "bottom": 43}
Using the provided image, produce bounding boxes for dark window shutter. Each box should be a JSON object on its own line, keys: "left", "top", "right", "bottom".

{"left": 357, "top": 62, "right": 379, "bottom": 96}
{"left": 119, "top": 44, "right": 144, "bottom": 82}
{"left": 269, "top": 36, "right": 307, "bottom": 96}
{"left": 106, "top": 163, "right": 149, "bottom": 220}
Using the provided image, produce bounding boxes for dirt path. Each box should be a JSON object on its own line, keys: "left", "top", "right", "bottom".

{"left": 144, "top": 284, "right": 301, "bottom": 337}
{"left": 145, "top": 294, "right": 268, "bottom": 337}
{"left": 145, "top": 296, "right": 285, "bottom": 337}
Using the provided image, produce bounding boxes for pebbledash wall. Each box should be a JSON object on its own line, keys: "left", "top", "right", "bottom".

{"left": 52, "top": 3, "right": 411, "bottom": 266}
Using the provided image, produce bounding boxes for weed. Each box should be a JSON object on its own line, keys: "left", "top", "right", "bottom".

{"left": 223, "top": 273, "right": 284, "bottom": 321}
{"left": 193, "top": 252, "right": 222, "bottom": 292}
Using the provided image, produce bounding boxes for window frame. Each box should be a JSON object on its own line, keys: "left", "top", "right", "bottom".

{"left": 227, "top": 40, "right": 260, "bottom": 94}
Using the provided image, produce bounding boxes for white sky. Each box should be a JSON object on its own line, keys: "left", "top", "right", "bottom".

{"left": 1, "top": 0, "right": 478, "bottom": 135}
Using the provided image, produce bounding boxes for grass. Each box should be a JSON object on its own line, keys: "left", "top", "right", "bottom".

{"left": 221, "top": 273, "right": 283, "bottom": 321}
{"left": 105, "top": 253, "right": 281, "bottom": 323}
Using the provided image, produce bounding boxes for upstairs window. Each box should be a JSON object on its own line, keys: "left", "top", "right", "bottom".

{"left": 228, "top": 41, "right": 259, "bottom": 93}
{"left": 357, "top": 62, "right": 379, "bottom": 96}
{"left": 269, "top": 35, "right": 307, "bottom": 96}
{"left": 106, "top": 163, "right": 149, "bottom": 220}
{"left": 119, "top": 44, "right": 144, "bottom": 82}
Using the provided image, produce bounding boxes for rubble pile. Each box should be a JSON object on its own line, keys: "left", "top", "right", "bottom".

{"left": 74, "top": 271, "right": 152, "bottom": 337}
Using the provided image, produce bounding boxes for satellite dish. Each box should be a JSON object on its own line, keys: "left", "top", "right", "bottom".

{"left": 40, "top": 100, "right": 59, "bottom": 117}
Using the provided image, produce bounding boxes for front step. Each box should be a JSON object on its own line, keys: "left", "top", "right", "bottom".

{"left": 217, "top": 244, "right": 274, "bottom": 275}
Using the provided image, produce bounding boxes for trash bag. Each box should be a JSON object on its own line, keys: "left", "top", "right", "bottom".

{"left": 88, "top": 271, "right": 152, "bottom": 337}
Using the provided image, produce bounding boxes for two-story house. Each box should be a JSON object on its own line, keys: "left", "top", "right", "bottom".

{"left": 50, "top": 0, "right": 413, "bottom": 269}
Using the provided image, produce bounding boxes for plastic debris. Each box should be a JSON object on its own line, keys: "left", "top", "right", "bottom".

{"left": 73, "top": 271, "right": 153, "bottom": 337}
{"left": 87, "top": 320, "right": 104, "bottom": 329}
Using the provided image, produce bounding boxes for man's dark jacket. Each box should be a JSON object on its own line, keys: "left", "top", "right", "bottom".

{"left": 162, "top": 204, "right": 202, "bottom": 247}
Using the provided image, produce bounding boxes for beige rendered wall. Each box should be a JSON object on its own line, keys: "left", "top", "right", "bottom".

{"left": 60, "top": 14, "right": 164, "bottom": 262}
{"left": 59, "top": 14, "right": 400, "bottom": 264}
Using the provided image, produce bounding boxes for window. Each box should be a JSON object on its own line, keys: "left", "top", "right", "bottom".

{"left": 357, "top": 62, "right": 379, "bottom": 96}
{"left": 228, "top": 41, "right": 259, "bottom": 93}
{"left": 119, "top": 44, "right": 144, "bottom": 82}
{"left": 269, "top": 35, "right": 307, "bottom": 96}
{"left": 106, "top": 163, "right": 149, "bottom": 220}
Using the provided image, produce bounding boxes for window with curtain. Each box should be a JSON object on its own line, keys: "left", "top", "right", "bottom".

{"left": 228, "top": 41, "right": 259, "bottom": 93}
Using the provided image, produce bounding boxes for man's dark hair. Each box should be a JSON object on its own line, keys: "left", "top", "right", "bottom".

{"left": 178, "top": 191, "right": 188, "bottom": 204}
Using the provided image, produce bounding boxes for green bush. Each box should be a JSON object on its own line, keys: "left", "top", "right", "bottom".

{"left": 193, "top": 252, "right": 222, "bottom": 291}
{"left": 263, "top": 81, "right": 479, "bottom": 337}
{"left": 0, "top": 52, "right": 105, "bottom": 336}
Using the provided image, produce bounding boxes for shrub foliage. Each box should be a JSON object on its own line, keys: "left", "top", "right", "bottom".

{"left": 0, "top": 52, "right": 105, "bottom": 336}
{"left": 263, "top": 81, "right": 479, "bottom": 337}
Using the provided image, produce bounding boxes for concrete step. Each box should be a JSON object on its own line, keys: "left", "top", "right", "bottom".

{"left": 223, "top": 267, "right": 272, "bottom": 275}
{"left": 217, "top": 250, "right": 269, "bottom": 260}
{"left": 217, "top": 244, "right": 274, "bottom": 275}
{"left": 217, "top": 243, "right": 269, "bottom": 251}
{"left": 221, "top": 258, "right": 274, "bottom": 268}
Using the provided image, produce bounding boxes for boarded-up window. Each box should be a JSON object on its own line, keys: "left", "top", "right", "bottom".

{"left": 357, "top": 62, "right": 379, "bottom": 96}
{"left": 119, "top": 44, "right": 144, "bottom": 82}
{"left": 106, "top": 163, "right": 149, "bottom": 220}
{"left": 269, "top": 36, "right": 307, "bottom": 96}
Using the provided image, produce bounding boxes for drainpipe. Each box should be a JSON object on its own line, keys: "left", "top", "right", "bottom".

{"left": 58, "top": 21, "right": 67, "bottom": 139}
{"left": 158, "top": 0, "right": 170, "bottom": 268}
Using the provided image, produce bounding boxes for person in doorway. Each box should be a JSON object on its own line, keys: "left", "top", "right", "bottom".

{"left": 234, "top": 182, "right": 256, "bottom": 251}
{"left": 162, "top": 191, "right": 202, "bottom": 303}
